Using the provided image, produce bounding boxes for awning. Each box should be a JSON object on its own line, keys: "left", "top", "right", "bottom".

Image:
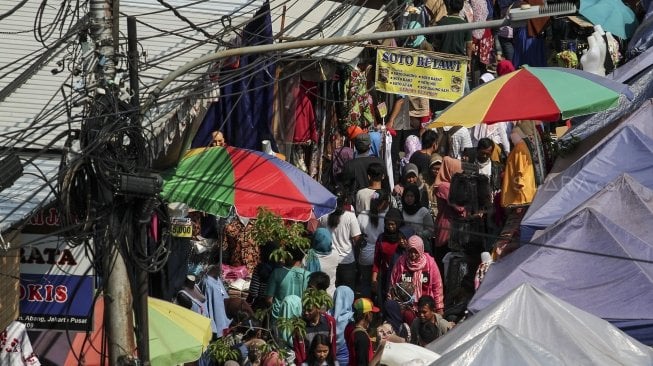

{"left": 270, "top": 0, "right": 386, "bottom": 64}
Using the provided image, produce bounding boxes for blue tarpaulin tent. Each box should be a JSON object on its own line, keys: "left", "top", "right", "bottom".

{"left": 521, "top": 100, "right": 653, "bottom": 241}
{"left": 470, "top": 178, "right": 653, "bottom": 343}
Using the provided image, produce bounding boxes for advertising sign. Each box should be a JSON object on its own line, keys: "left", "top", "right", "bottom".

{"left": 171, "top": 217, "right": 193, "bottom": 238}
{"left": 375, "top": 47, "right": 468, "bottom": 102}
{"left": 18, "top": 234, "right": 94, "bottom": 331}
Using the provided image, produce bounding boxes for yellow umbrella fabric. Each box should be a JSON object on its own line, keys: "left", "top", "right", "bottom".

{"left": 148, "top": 297, "right": 213, "bottom": 365}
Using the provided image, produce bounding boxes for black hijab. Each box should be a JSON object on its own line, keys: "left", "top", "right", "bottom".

{"left": 402, "top": 184, "right": 422, "bottom": 216}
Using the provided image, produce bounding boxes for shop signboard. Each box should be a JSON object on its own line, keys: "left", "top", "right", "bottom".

{"left": 375, "top": 47, "right": 468, "bottom": 102}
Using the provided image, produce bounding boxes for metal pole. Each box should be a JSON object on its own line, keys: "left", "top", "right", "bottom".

{"left": 90, "top": 1, "right": 135, "bottom": 364}
{"left": 128, "top": 16, "right": 140, "bottom": 121}
{"left": 127, "top": 15, "right": 150, "bottom": 366}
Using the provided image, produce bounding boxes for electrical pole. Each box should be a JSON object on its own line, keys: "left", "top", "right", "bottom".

{"left": 128, "top": 15, "right": 152, "bottom": 366}
{"left": 89, "top": 1, "right": 136, "bottom": 364}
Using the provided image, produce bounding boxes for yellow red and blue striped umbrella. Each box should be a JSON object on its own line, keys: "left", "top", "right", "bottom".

{"left": 428, "top": 65, "right": 633, "bottom": 128}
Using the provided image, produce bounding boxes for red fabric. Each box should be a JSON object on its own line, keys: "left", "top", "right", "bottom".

{"left": 293, "top": 80, "right": 318, "bottom": 143}
{"left": 496, "top": 60, "right": 515, "bottom": 76}
{"left": 228, "top": 146, "right": 314, "bottom": 220}
{"left": 372, "top": 239, "right": 400, "bottom": 274}
{"left": 402, "top": 307, "right": 417, "bottom": 325}
{"left": 485, "top": 70, "right": 560, "bottom": 122}
{"left": 473, "top": 28, "right": 494, "bottom": 65}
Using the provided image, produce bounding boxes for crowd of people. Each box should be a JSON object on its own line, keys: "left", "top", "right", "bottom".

{"left": 176, "top": 110, "right": 549, "bottom": 366}
{"left": 169, "top": 1, "right": 562, "bottom": 365}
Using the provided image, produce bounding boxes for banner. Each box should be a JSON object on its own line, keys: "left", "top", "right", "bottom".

{"left": 375, "top": 47, "right": 468, "bottom": 102}
{"left": 18, "top": 234, "right": 94, "bottom": 331}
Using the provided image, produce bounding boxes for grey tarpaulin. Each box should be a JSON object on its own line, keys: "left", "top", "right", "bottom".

{"left": 428, "top": 284, "right": 653, "bottom": 365}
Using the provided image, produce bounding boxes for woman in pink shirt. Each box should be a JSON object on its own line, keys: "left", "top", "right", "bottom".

{"left": 390, "top": 235, "right": 444, "bottom": 314}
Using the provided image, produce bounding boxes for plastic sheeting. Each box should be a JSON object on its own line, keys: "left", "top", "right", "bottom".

{"left": 431, "top": 325, "right": 563, "bottom": 366}
{"left": 471, "top": 207, "right": 653, "bottom": 320}
{"left": 535, "top": 173, "right": 653, "bottom": 241}
{"left": 428, "top": 284, "right": 653, "bottom": 365}
{"left": 560, "top": 47, "right": 653, "bottom": 144}
{"left": 521, "top": 100, "right": 653, "bottom": 240}
{"left": 380, "top": 342, "right": 440, "bottom": 366}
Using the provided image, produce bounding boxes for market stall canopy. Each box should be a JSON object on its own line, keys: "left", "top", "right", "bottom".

{"left": 538, "top": 173, "right": 653, "bottom": 242}
{"left": 269, "top": 0, "right": 386, "bottom": 64}
{"left": 579, "top": 0, "right": 639, "bottom": 39}
{"left": 471, "top": 207, "right": 653, "bottom": 322}
{"left": 431, "top": 325, "right": 563, "bottom": 366}
{"left": 427, "top": 65, "right": 633, "bottom": 128}
{"left": 521, "top": 100, "right": 653, "bottom": 240}
{"left": 427, "top": 284, "right": 653, "bottom": 365}
{"left": 161, "top": 146, "right": 337, "bottom": 221}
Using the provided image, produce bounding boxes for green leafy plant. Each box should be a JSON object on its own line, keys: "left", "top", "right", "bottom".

{"left": 251, "top": 207, "right": 310, "bottom": 263}
{"left": 277, "top": 316, "right": 307, "bottom": 340}
{"left": 302, "top": 287, "right": 334, "bottom": 311}
{"left": 208, "top": 337, "right": 240, "bottom": 365}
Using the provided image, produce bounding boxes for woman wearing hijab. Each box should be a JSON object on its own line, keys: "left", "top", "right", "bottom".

{"left": 390, "top": 236, "right": 444, "bottom": 314}
{"left": 329, "top": 286, "right": 355, "bottom": 366}
{"left": 305, "top": 228, "right": 338, "bottom": 296}
{"left": 399, "top": 135, "right": 421, "bottom": 178}
{"left": 278, "top": 294, "right": 303, "bottom": 347}
{"left": 401, "top": 185, "right": 434, "bottom": 254}
{"left": 378, "top": 299, "right": 411, "bottom": 342}
{"left": 433, "top": 157, "right": 465, "bottom": 270}
{"left": 371, "top": 208, "right": 406, "bottom": 304}
{"left": 394, "top": 163, "right": 429, "bottom": 208}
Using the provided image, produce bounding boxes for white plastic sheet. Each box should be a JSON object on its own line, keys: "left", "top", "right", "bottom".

{"left": 380, "top": 342, "right": 440, "bottom": 366}
{"left": 427, "top": 283, "right": 653, "bottom": 365}
{"left": 431, "top": 325, "right": 563, "bottom": 365}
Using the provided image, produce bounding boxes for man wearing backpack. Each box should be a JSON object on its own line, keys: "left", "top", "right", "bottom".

{"left": 436, "top": 125, "right": 473, "bottom": 160}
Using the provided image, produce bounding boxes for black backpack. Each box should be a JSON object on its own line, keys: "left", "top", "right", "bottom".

{"left": 436, "top": 126, "right": 463, "bottom": 157}
{"left": 449, "top": 162, "right": 492, "bottom": 213}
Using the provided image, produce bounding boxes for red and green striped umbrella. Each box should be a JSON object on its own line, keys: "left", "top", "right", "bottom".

{"left": 161, "top": 146, "right": 336, "bottom": 221}
{"left": 429, "top": 65, "right": 633, "bottom": 128}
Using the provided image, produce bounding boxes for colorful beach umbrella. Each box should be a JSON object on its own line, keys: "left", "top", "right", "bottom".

{"left": 161, "top": 146, "right": 337, "bottom": 221}
{"left": 428, "top": 65, "right": 633, "bottom": 128}
{"left": 29, "top": 296, "right": 212, "bottom": 366}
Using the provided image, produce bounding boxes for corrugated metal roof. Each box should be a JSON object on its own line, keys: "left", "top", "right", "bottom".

{"left": 0, "top": 155, "right": 60, "bottom": 233}
{"left": 0, "top": 0, "right": 260, "bottom": 232}
{"left": 0, "top": 0, "right": 262, "bottom": 151}
{"left": 270, "top": 0, "right": 386, "bottom": 64}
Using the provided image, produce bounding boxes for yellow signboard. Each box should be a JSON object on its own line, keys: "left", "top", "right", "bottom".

{"left": 375, "top": 47, "right": 468, "bottom": 102}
